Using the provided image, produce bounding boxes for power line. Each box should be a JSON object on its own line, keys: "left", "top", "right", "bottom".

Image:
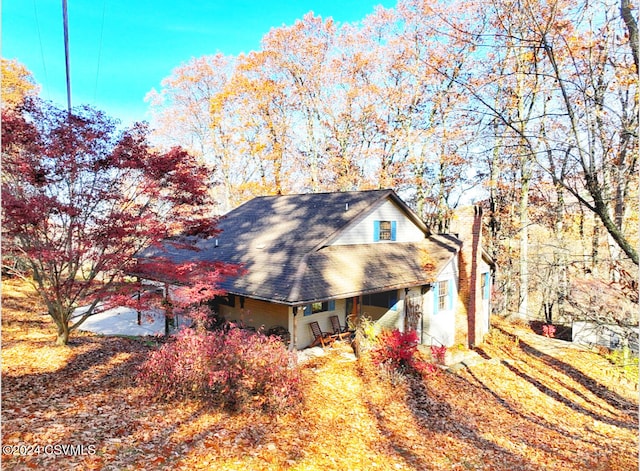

{"left": 93, "top": 0, "right": 107, "bottom": 102}
{"left": 62, "top": 0, "right": 71, "bottom": 113}
{"left": 32, "top": 0, "right": 50, "bottom": 100}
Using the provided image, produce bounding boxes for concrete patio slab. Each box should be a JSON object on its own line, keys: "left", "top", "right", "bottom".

{"left": 75, "top": 307, "right": 169, "bottom": 337}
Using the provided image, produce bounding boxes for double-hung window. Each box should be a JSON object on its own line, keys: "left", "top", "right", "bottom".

{"left": 433, "top": 279, "right": 453, "bottom": 313}
{"left": 438, "top": 280, "right": 449, "bottom": 311}
{"left": 379, "top": 221, "right": 392, "bottom": 240}
{"left": 374, "top": 220, "right": 397, "bottom": 241}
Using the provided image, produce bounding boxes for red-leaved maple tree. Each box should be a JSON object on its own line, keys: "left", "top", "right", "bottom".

{"left": 2, "top": 99, "right": 238, "bottom": 345}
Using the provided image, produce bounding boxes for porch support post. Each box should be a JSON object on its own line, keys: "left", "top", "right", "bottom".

{"left": 289, "top": 306, "right": 299, "bottom": 351}
{"left": 404, "top": 287, "right": 410, "bottom": 332}
{"left": 353, "top": 295, "right": 364, "bottom": 358}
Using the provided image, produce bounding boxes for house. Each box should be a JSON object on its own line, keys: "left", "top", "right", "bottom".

{"left": 572, "top": 321, "right": 639, "bottom": 354}
{"left": 140, "top": 189, "right": 495, "bottom": 349}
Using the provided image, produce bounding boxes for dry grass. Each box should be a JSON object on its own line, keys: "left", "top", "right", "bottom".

{"left": 1, "top": 278, "right": 638, "bottom": 470}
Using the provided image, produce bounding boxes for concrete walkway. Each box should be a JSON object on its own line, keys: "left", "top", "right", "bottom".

{"left": 74, "top": 307, "right": 170, "bottom": 337}
{"left": 296, "top": 343, "right": 357, "bottom": 363}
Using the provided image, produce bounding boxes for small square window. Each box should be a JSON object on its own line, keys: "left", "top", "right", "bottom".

{"left": 379, "top": 221, "right": 392, "bottom": 240}
{"left": 303, "top": 300, "right": 336, "bottom": 316}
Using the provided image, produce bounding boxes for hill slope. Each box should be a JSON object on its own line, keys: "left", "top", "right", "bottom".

{"left": 1, "top": 279, "right": 637, "bottom": 470}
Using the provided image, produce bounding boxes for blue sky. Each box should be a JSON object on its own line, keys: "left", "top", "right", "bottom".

{"left": 3, "top": 0, "right": 395, "bottom": 126}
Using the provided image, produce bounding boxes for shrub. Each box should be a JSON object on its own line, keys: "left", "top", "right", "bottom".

{"left": 377, "top": 361, "right": 409, "bottom": 386}
{"left": 542, "top": 324, "right": 556, "bottom": 338}
{"left": 605, "top": 347, "right": 639, "bottom": 382}
{"left": 430, "top": 344, "right": 447, "bottom": 364}
{"left": 370, "top": 329, "right": 428, "bottom": 373}
{"left": 360, "top": 315, "right": 378, "bottom": 343}
{"left": 138, "top": 327, "right": 301, "bottom": 411}
{"left": 351, "top": 315, "right": 377, "bottom": 358}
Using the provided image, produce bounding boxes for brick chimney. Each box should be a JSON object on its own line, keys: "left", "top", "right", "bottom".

{"left": 450, "top": 205, "right": 484, "bottom": 348}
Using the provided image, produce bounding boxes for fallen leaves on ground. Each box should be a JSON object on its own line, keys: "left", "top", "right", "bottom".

{"left": 1, "top": 279, "right": 637, "bottom": 470}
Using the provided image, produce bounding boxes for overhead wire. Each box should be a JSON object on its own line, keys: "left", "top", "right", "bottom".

{"left": 93, "top": 0, "right": 107, "bottom": 102}
{"left": 62, "top": 0, "right": 72, "bottom": 113}
{"left": 32, "top": 0, "right": 50, "bottom": 100}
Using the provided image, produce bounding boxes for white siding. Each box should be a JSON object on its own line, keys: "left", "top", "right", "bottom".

{"left": 331, "top": 199, "right": 425, "bottom": 245}
{"left": 423, "top": 257, "right": 458, "bottom": 347}
{"left": 478, "top": 257, "right": 492, "bottom": 341}
{"left": 358, "top": 258, "right": 459, "bottom": 348}
{"left": 297, "top": 299, "right": 347, "bottom": 348}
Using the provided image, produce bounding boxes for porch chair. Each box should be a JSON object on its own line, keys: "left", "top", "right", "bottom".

{"left": 329, "top": 315, "right": 352, "bottom": 341}
{"left": 308, "top": 321, "right": 336, "bottom": 348}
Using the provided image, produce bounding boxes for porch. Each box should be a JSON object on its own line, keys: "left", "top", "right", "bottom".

{"left": 213, "top": 283, "right": 457, "bottom": 350}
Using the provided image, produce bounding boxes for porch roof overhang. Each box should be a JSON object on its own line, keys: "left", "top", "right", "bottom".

{"left": 218, "top": 234, "right": 461, "bottom": 306}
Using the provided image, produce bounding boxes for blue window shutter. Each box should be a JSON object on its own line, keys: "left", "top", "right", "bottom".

{"left": 303, "top": 305, "right": 311, "bottom": 316}
{"left": 373, "top": 220, "right": 380, "bottom": 241}
{"left": 391, "top": 221, "right": 397, "bottom": 241}
{"left": 328, "top": 300, "right": 336, "bottom": 311}
{"left": 484, "top": 273, "right": 490, "bottom": 299}
{"left": 448, "top": 279, "right": 454, "bottom": 310}
{"left": 433, "top": 283, "right": 439, "bottom": 314}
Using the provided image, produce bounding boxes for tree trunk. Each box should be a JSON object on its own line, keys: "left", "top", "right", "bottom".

{"left": 592, "top": 217, "right": 600, "bottom": 276}
{"left": 620, "top": 0, "right": 639, "bottom": 73}
{"left": 518, "top": 158, "right": 531, "bottom": 320}
{"left": 56, "top": 323, "right": 70, "bottom": 346}
{"left": 164, "top": 283, "right": 172, "bottom": 337}
{"left": 554, "top": 182, "right": 567, "bottom": 320}
{"left": 584, "top": 173, "right": 639, "bottom": 265}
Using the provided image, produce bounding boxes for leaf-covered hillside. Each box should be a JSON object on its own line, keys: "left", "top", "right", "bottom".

{"left": 1, "top": 279, "right": 637, "bottom": 470}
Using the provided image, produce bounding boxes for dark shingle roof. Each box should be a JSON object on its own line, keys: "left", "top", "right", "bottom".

{"left": 142, "top": 190, "right": 460, "bottom": 304}
{"left": 294, "top": 235, "right": 461, "bottom": 303}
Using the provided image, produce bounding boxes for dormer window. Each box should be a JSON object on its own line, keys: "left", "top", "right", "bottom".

{"left": 374, "top": 220, "right": 396, "bottom": 241}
